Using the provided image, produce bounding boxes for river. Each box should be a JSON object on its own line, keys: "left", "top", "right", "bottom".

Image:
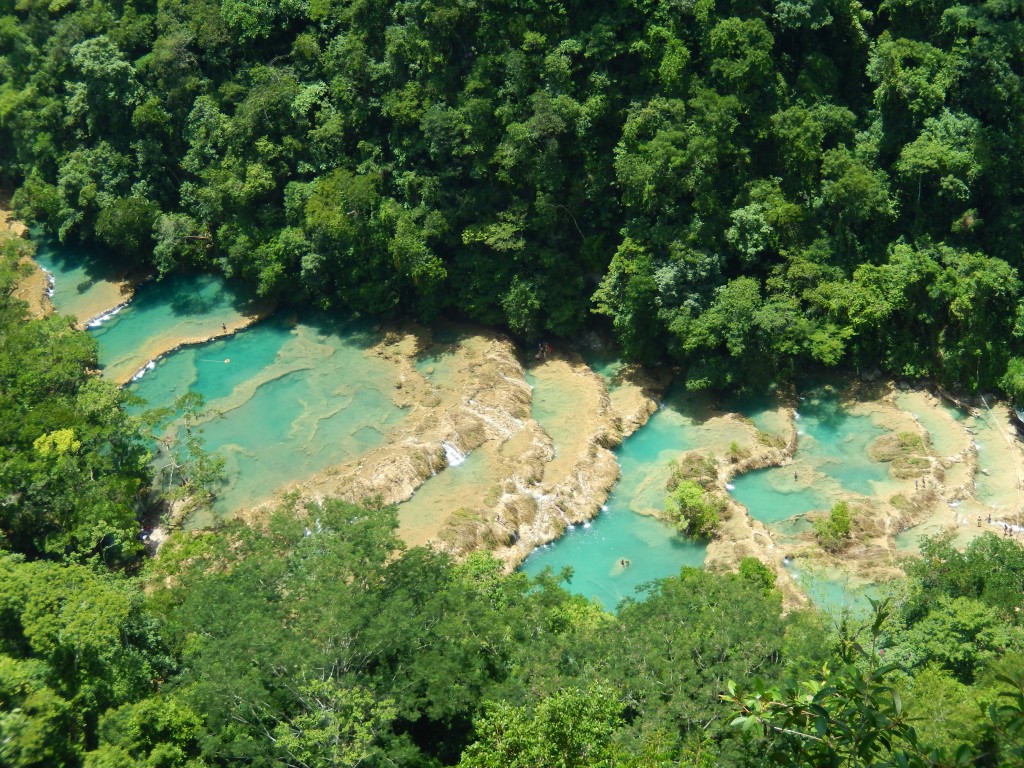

{"left": 29, "top": 241, "right": 1024, "bottom": 614}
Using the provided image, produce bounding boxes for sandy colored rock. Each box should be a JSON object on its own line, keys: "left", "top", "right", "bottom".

{"left": 233, "top": 331, "right": 667, "bottom": 570}
{"left": 693, "top": 381, "right": 1024, "bottom": 611}
{"left": 1, "top": 198, "right": 51, "bottom": 319}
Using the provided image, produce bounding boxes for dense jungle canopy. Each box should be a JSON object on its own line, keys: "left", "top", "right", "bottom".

{"left": 4, "top": 0, "right": 1024, "bottom": 765}
{"left": 2, "top": 162, "right": 1024, "bottom": 768}
{"left": 2, "top": 0, "right": 1024, "bottom": 393}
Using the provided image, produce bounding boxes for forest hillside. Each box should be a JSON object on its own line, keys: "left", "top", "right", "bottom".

{"left": 1, "top": 0, "right": 1023, "bottom": 393}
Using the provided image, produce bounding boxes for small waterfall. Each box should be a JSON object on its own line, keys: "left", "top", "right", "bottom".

{"left": 442, "top": 441, "right": 466, "bottom": 467}
{"left": 130, "top": 360, "right": 156, "bottom": 382}
{"left": 557, "top": 508, "right": 573, "bottom": 530}
{"left": 87, "top": 302, "right": 129, "bottom": 327}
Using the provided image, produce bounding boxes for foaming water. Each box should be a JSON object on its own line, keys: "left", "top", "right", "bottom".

{"left": 32, "top": 236, "right": 129, "bottom": 323}
{"left": 443, "top": 441, "right": 466, "bottom": 467}
{"left": 129, "top": 316, "right": 406, "bottom": 523}
{"left": 520, "top": 388, "right": 713, "bottom": 611}
{"left": 91, "top": 274, "right": 257, "bottom": 382}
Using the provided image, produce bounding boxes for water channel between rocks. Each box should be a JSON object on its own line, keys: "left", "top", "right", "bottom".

{"left": 520, "top": 389, "right": 714, "bottom": 611}
{"left": 33, "top": 245, "right": 1024, "bottom": 615}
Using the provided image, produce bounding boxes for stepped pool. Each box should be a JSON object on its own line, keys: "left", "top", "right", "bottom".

{"left": 89, "top": 273, "right": 260, "bottom": 383}
{"left": 731, "top": 388, "right": 890, "bottom": 525}
{"left": 129, "top": 315, "right": 407, "bottom": 526}
{"left": 788, "top": 564, "right": 883, "bottom": 618}
{"left": 33, "top": 236, "right": 132, "bottom": 324}
{"left": 519, "top": 388, "right": 755, "bottom": 611}
{"left": 34, "top": 241, "right": 1014, "bottom": 613}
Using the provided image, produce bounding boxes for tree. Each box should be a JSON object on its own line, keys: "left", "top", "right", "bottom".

{"left": 664, "top": 479, "right": 723, "bottom": 539}
{"left": 272, "top": 678, "right": 396, "bottom": 768}
{"left": 153, "top": 392, "right": 225, "bottom": 513}
{"left": 813, "top": 500, "right": 852, "bottom": 552}
{"left": 0, "top": 554, "right": 170, "bottom": 762}
{"left": 459, "top": 686, "right": 623, "bottom": 768}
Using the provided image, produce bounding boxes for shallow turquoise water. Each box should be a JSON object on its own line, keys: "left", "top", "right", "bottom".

{"left": 579, "top": 349, "right": 626, "bottom": 388}
{"left": 415, "top": 345, "right": 461, "bottom": 393}
{"left": 731, "top": 470, "right": 834, "bottom": 523}
{"left": 521, "top": 509, "right": 706, "bottom": 611}
{"left": 91, "top": 273, "right": 256, "bottom": 382}
{"left": 397, "top": 446, "right": 504, "bottom": 544}
{"left": 721, "top": 391, "right": 788, "bottom": 436}
{"left": 33, "top": 236, "right": 127, "bottom": 321}
{"left": 521, "top": 390, "right": 709, "bottom": 611}
{"left": 731, "top": 389, "right": 889, "bottom": 524}
{"left": 524, "top": 368, "right": 591, "bottom": 466}
{"left": 130, "top": 316, "right": 406, "bottom": 523}
{"left": 790, "top": 566, "right": 882, "bottom": 618}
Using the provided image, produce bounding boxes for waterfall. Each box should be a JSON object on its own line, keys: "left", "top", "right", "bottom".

{"left": 442, "top": 441, "right": 466, "bottom": 467}
{"left": 87, "top": 302, "right": 129, "bottom": 327}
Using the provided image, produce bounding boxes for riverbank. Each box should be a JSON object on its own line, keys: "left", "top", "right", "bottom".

{"left": 183, "top": 328, "right": 1024, "bottom": 615}
{"left": 1, "top": 195, "right": 50, "bottom": 319}
{"left": 14, "top": 221, "right": 273, "bottom": 382}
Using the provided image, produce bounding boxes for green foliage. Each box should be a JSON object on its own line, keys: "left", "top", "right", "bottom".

{"left": 739, "top": 556, "right": 777, "bottom": 594}
{"left": 725, "top": 604, "right": 930, "bottom": 767}
{"left": 272, "top": 678, "right": 396, "bottom": 768}
{"left": 2, "top": 0, "right": 1024, "bottom": 395}
{"left": 727, "top": 602, "right": 1024, "bottom": 766}
{"left": 5, "top": 0, "right": 1024, "bottom": 763}
{"left": 1003, "top": 358, "right": 1024, "bottom": 405}
{"left": 152, "top": 392, "right": 226, "bottom": 514}
{"left": 813, "top": 500, "right": 852, "bottom": 552}
{"left": 0, "top": 239, "right": 150, "bottom": 562}
{"left": 459, "top": 686, "right": 623, "bottom": 768}
{"left": 0, "top": 554, "right": 170, "bottom": 765}
{"left": 664, "top": 479, "right": 723, "bottom": 539}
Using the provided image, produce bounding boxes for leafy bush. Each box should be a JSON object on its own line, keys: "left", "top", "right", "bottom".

{"left": 813, "top": 501, "right": 852, "bottom": 552}
{"left": 665, "top": 480, "right": 725, "bottom": 539}
{"left": 739, "top": 556, "right": 777, "bottom": 593}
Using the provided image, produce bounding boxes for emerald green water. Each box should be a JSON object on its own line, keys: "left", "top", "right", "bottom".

{"left": 90, "top": 274, "right": 257, "bottom": 382}
{"left": 520, "top": 390, "right": 709, "bottom": 611}
{"left": 731, "top": 389, "right": 889, "bottom": 524}
{"left": 33, "top": 237, "right": 127, "bottom": 322}
{"left": 129, "top": 316, "right": 406, "bottom": 524}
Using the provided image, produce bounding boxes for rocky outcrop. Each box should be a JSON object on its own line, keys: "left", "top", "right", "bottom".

{"left": 248, "top": 328, "right": 549, "bottom": 537}
{"left": 699, "top": 410, "right": 811, "bottom": 609}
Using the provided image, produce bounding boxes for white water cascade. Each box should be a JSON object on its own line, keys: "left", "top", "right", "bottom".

{"left": 442, "top": 441, "right": 466, "bottom": 467}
